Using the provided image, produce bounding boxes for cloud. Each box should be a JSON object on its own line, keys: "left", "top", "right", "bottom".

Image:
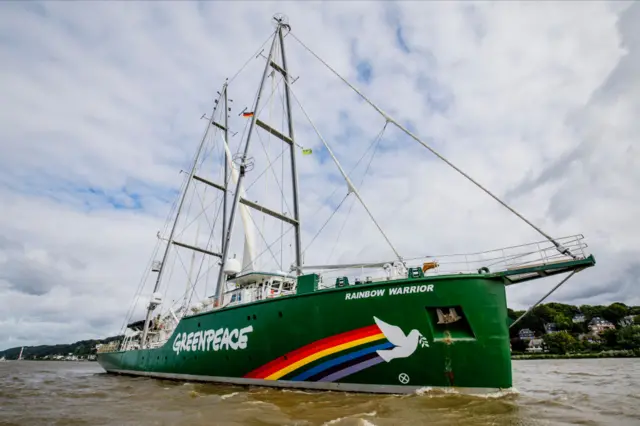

{"left": 0, "top": 1, "right": 638, "bottom": 349}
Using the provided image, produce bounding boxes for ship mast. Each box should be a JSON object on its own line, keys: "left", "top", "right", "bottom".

{"left": 140, "top": 89, "right": 226, "bottom": 347}
{"left": 214, "top": 14, "right": 303, "bottom": 303}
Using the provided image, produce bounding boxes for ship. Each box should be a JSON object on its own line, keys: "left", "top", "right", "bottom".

{"left": 97, "top": 14, "right": 595, "bottom": 394}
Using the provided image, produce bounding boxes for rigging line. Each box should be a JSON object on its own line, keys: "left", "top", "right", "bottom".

{"left": 198, "top": 106, "right": 223, "bottom": 167}
{"left": 184, "top": 199, "right": 202, "bottom": 310}
{"left": 204, "top": 250, "right": 211, "bottom": 298}
{"left": 403, "top": 234, "right": 583, "bottom": 261}
{"left": 289, "top": 32, "right": 573, "bottom": 259}
{"left": 198, "top": 108, "right": 224, "bottom": 167}
{"left": 298, "top": 120, "right": 394, "bottom": 232}
{"left": 228, "top": 30, "right": 277, "bottom": 85}
{"left": 327, "top": 122, "right": 388, "bottom": 262}
{"left": 171, "top": 139, "right": 210, "bottom": 242}
{"left": 172, "top": 248, "right": 199, "bottom": 307}
{"left": 229, "top": 74, "right": 284, "bottom": 160}
{"left": 176, "top": 181, "right": 225, "bottom": 307}
{"left": 174, "top": 191, "right": 220, "bottom": 240}
{"left": 230, "top": 44, "right": 285, "bottom": 159}
{"left": 120, "top": 172, "right": 187, "bottom": 333}
{"left": 254, "top": 128, "right": 293, "bottom": 216}
{"left": 175, "top": 141, "right": 226, "bottom": 242}
{"left": 191, "top": 182, "right": 215, "bottom": 232}
{"left": 159, "top": 237, "right": 180, "bottom": 311}
{"left": 155, "top": 171, "right": 190, "bottom": 243}
{"left": 244, "top": 202, "right": 284, "bottom": 270}
{"left": 509, "top": 269, "right": 582, "bottom": 329}
{"left": 285, "top": 80, "right": 403, "bottom": 262}
{"left": 193, "top": 193, "right": 225, "bottom": 285}
{"left": 203, "top": 155, "right": 383, "bottom": 279}
{"left": 236, "top": 224, "right": 296, "bottom": 276}
{"left": 186, "top": 243, "right": 210, "bottom": 311}
{"left": 204, "top": 187, "right": 225, "bottom": 253}
{"left": 180, "top": 190, "right": 222, "bottom": 305}
{"left": 172, "top": 175, "right": 199, "bottom": 241}
{"left": 175, "top": 158, "right": 225, "bottom": 237}
{"left": 245, "top": 65, "right": 306, "bottom": 150}
{"left": 244, "top": 146, "right": 288, "bottom": 193}
{"left": 303, "top": 193, "right": 350, "bottom": 255}
{"left": 243, "top": 114, "right": 389, "bottom": 263}
{"left": 118, "top": 242, "right": 159, "bottom": 334}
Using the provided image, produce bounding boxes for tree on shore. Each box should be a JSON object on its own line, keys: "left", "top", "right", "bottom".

{"left": 543, "top": 331, "right": 576, "bottom": 354}
{"left": 508, "top": 302, "right": 640, "bottom": 354}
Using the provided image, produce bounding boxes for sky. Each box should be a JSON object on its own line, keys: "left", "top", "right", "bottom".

{"left": 1, "top": 1, "right": 638, "bottom": 350}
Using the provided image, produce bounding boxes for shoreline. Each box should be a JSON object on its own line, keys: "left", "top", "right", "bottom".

{"left": 512, "top": 350, "right": 640, "bottom": 360}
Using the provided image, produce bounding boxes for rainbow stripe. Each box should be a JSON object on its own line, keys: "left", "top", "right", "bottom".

{"left": 244, "top": 324, "right": 392, "bottom": 382}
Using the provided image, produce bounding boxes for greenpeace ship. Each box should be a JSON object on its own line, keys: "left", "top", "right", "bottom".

{"left": 97, "top": 15, "right": 595, "bottom": 394}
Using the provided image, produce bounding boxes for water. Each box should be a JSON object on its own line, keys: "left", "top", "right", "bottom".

{"left": 0, "top": 359, "right": 638, "bottom": 425}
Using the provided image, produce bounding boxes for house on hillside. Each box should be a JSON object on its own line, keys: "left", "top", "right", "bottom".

{"left": 588, "top": 317, "right": 615, "bottom": 334}
{"left": 572, "top": 313, "right": 586, "bottom": 323}
{"left": 619, "top": 315, "right": 635, "bottom": 328}
{"left": 544, "top": 323, "right": 558, "bottom": 334}
{"left": 518, "top": 328, "right": 535, "bottom": 341}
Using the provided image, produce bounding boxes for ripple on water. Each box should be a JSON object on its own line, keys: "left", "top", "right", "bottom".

{"left": 1, "top": 359, "right": 639, "bottom": 426}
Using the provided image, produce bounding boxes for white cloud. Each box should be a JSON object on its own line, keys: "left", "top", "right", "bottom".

{"left": 1, "top": 1, "right": 638, "bottom": 349}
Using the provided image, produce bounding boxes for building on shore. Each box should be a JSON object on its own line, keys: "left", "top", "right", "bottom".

{"left": 588, "top": 317, "right": 615, "bottom": 334}
{"left": 518, "top": 328, "right": 535, "bottom": 341}
{"left": 572, "top": 313, "right": 586, "bottom": 323}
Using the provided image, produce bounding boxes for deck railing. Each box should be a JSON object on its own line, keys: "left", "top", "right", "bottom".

{"left": 315, "top": 234, "right": 589, "bottom": 288}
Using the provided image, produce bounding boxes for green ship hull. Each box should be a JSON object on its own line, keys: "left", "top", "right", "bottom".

{"left": 97, "top": 255, "right": 596, "bottom": 393}
{"left": 99, "top": 272, "right": 512, "bottom": 393}
{"left": 98, "top": 256, "right": 595, "bottom": 394}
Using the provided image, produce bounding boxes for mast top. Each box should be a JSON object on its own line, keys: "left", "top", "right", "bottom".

{"left": 273, "top": 13, "right": 290, "bottom": 31}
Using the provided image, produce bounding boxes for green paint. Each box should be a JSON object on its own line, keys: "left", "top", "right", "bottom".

{"left": 98, "top": 257, "right": 595, "bottom": 392}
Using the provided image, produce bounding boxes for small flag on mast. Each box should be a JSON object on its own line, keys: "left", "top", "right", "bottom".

{"left": 302, "top": 148, "right": 312, "bottom": 155}
{"left": 242, "top": 111, "right": 254, "bottom": 118}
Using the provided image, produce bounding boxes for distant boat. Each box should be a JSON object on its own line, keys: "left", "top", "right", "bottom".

{"left": 0, "top": 356, "right": 6, "bottom": 362}
{"left": 96, "top": 14, "right": 595, "bottom": 394}
{"left": 17, "top": 347, "right": 23, "bottom": 361}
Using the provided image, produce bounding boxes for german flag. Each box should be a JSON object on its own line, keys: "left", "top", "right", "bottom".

{"left": 242, "top": 111, "right": 254, "bottom": 118}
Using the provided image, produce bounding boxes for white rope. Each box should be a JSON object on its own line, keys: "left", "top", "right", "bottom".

{"left": 284, "top": 81, "right": 403, "bottom": 262}
{"left": 228, "top": 30, "right": 277, "bottom": 85}
{"left": 289, "top": 32, "right": 573, "bottom": 259}
{"left": 303, "top": 193, "right": 350, "bottom": 255}
{"left": 327, "top": 122, "right": 388, "bottom": 262}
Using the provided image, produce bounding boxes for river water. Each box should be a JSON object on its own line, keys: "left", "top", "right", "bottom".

{"left": 0, "top": 359, "right": 638, "bottom": 425}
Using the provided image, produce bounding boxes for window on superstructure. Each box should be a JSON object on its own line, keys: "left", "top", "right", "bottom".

{"left": 282, "top": 281, "right": 294, "bottom": 292}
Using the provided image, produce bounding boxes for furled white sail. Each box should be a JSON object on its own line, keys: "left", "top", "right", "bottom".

{"left": 221, "top": 134, "right": 256, "bottom": 272}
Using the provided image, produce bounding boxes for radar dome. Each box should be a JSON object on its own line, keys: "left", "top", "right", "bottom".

{"left": 224, "top": 258, "right": 241, "bottom": 275}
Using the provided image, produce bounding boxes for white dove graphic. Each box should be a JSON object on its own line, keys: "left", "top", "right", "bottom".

{"left": 374, "top": 316, "right": 426, "bottom": 363}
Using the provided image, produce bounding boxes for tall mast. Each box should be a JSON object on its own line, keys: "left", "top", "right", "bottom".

{"left": 279, "top": 20, "right": 303, "bottom": 274}
{"left": 140, "top": 91, "right": 223, "bottom": 347}
{"left": 214, "top": 18, "right": 284, "bottom": 303}
{"left": 221, "top": 82, "right": 229, "bottom": 289}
